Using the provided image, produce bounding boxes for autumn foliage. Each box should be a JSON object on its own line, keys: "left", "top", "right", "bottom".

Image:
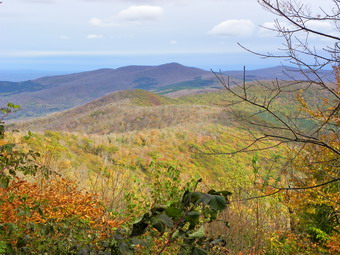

{"left": 0, "top": 177, "right": 127, "bottom": 253}
{"left": 0, "top": 177, "right": 111, "bottom": 225}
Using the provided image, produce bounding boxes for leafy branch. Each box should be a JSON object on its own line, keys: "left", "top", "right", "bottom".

{"left": 104, "top": 179, "right": 232, "bottom": 254}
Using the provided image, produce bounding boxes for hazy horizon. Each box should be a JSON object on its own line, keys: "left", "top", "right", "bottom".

{"left": 1, "top": 0, "right": 335, "bottom": 72}
{"left": 1, "top": 52, "right": 285, "bottom": 73}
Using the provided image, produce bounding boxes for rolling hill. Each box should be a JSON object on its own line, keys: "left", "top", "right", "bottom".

{"left": 1, "top": 63, "right": 335, "bottom": 119}
{"left": 0, "top": 63, "right": 216, "bottom": 119}
{"left": 11, "top": 89, "right": 228, "bottom": 134}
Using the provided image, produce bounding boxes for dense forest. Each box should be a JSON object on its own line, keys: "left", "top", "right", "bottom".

{"left": 1, "top": 0, "right": 339, "bottom": 254}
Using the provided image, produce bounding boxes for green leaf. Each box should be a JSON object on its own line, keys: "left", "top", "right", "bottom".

{"left": 182, "top": 190, "right": 191, "bottom": 207}
{"left": 7, "top": 103, "right": 20, "bottom": 109}
{"left": 183, "top": 191, "right": 206, "bottom": 206}
{"left": 158, "top": 214, "right": 173, "bottom": 228}
{"left": 188, "top": 226, "right": 205, "bottom": 239}
{"left": 151, "top": 214, "right": 173, "bottom": 233}
{"left": 165, "top": 206, "right": 182, "bottom": 218}
{"left": 197, "top": 194, "right": 211, "bottom": 205}
{"left": 152, "top": 222, "right": 165, "bottom": 233}
{"left": 186, "top": 211, "right": 200, "bottom": 230}
{"left": 192, "top": 247, "right": 208, "bottom": 255}
{"left": 209, "top": 195, "right": 226, "bottom": 211}
{"left": 188, "top": 192, "right": 202, "bottom": 204}
{"left": 130, "top": 213, "right": 150, "bottom": 237}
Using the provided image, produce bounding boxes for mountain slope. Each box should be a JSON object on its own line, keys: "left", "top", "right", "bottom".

{"left": 1, "top": 64, "right": 335, "bottom": 119}
{"left": 12, "top": 89, "right": 226, "bottom": 134}
{"left": 0, "top": 63, "right": 212, "bottom": 119}
{"left": 11, "top": 79, "right": 328, "bottom": 134}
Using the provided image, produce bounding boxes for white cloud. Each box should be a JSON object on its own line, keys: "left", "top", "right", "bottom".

{"left": 60, "top": 35, "right": 70, "bottom": 40}
{"left": 89, "top": 17, "right": 103, "bottom": 26}
{"left": 117, "top": 5, "right": 164, "bottom": 22}
{"left": 87, "top": 34, "right": 103, "bottom": 39}
{"left": 89, "top": 5, "right": 163, "bottom": 27}
{"left": 209, "top": 19, "right": 255, "bottom": 37}
{"left": 89, "top": 17, "right": 119, "bottom": 27}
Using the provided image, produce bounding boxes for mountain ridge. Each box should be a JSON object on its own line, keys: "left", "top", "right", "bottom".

{"left": 222, "top": 65, "right": 335, "bottom": 82}
{"left": 0, "top": 63, "right": 212, "bottom": 118}
{"left": 1, "top": 63, "right": 335, "bottom": 119}
{"left": 11, "top": 89, "right": 225, "bottom": 134}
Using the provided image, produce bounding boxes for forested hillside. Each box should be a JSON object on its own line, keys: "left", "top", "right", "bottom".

{"left": 1, "top": 103, "right": 290, "bottom": 254}
{"left": 0, "top": 63, "right": 219, "bottom": 119}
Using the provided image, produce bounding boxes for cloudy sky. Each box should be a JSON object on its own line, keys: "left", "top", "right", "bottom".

{"left": 0, "top": 0, "right": 337, "bottom": 72}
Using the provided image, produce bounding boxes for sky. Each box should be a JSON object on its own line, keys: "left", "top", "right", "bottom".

{"left": 0, "top": 0, "right": 338, "bottom": 72}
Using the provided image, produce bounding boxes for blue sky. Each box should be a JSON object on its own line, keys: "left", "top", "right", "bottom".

{"left": 0, "top": 0, "right": 337, "bottom": 72}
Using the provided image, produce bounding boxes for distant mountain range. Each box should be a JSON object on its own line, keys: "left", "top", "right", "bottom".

{"left": 0, "top": 63, "right": 335, "bottom": 119}
{"left": 0, "top": 70, "right": 71, "bottom": 82}
{"left": 223, "top": 66, "right": 335, "bottom": 82}
{"left": 1, "top": 63, "right": 214, "bottom": 118}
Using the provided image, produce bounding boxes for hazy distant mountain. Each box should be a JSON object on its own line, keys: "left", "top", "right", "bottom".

{"left": 1, "top": 63, "right": 335, "bottom": 119}
{"left": 222, "top": 66, "right": 335, "bottom": 82}
{"left": 0, "top": 63, "right": 212, "bottom": 118}
{"left": 0, "top": 70, "right": 71, "bottom": 82}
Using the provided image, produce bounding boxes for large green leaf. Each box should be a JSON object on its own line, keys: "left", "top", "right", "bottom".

{"left": 158, "top": 214, "right": 174, "bottom": 228}
{"left": 208, "top": 195, "right": 226, "bottom": 211}
{"left": 165, "top": 206, "right": 182, "bottom": 218}
{"left": 130, "top": 213, "right": 150, "bottom": 237}
{"left": 197, "top": 194, "right": 211, "bottom": 205}
{"left": 183, "top": 191, "right": 207, "bottom": 206}
{"left": 151, "top": 213, "right": 174, "bottom": 233}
